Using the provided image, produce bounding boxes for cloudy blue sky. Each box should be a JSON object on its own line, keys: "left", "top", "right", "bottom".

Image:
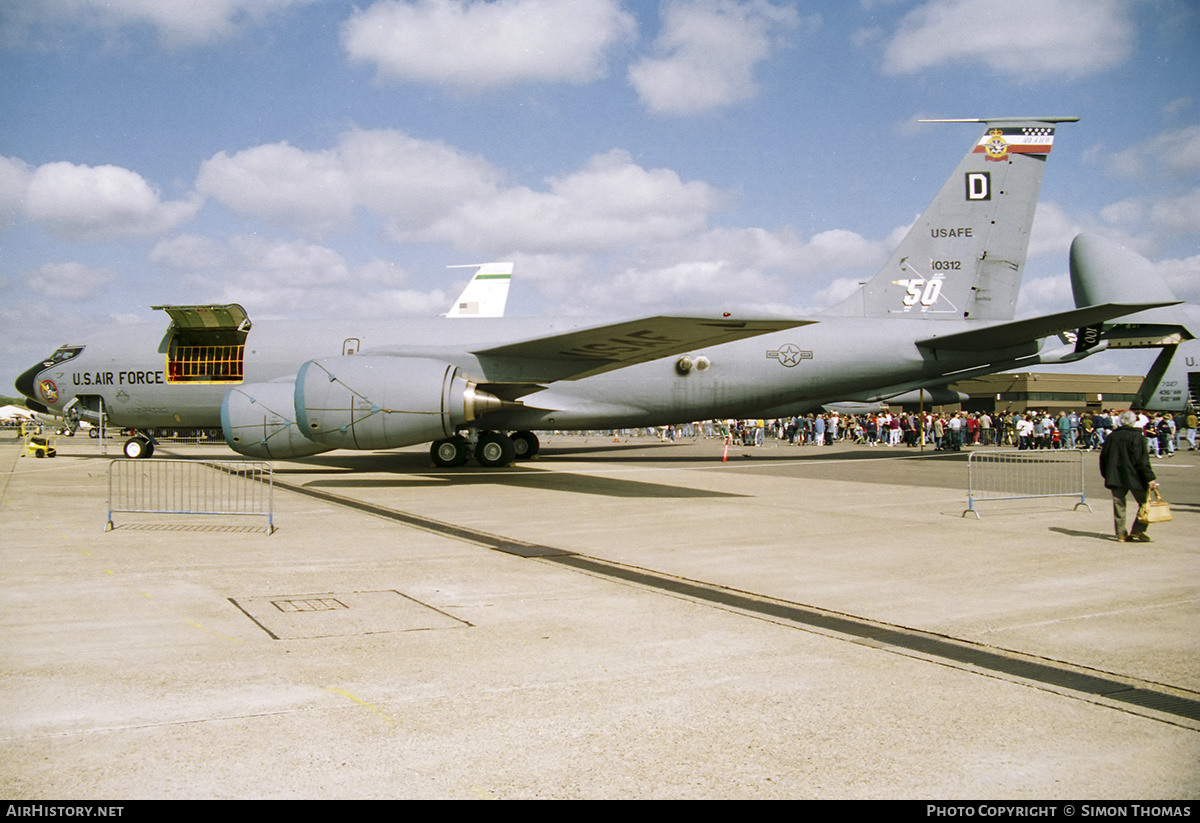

{"left": 2, "top": 0, "right": 1199, "bottom": 392}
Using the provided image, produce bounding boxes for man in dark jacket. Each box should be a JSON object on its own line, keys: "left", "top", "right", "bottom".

{"left": 1099, "top": 410, "right": 1159, "bottom": 542}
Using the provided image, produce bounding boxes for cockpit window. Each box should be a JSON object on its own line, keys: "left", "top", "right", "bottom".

{"left": 46, "top": 346, "right": 84, "bottom": 365}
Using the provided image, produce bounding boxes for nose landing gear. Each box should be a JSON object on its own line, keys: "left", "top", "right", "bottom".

{"left": 122, "top": 435, "right": 155, "bottom": 459}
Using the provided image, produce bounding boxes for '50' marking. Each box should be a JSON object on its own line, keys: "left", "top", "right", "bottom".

{"left": 895, "top": 277, "right": 944, "bottom": 310}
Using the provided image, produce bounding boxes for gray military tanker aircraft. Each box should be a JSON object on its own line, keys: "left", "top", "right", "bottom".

{"left": 15, "top": 117, "right": 1167, "bottom": 466}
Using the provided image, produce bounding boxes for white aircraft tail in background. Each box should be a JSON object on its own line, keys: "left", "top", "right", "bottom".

{"left": 445, "top": 262, "right": 513, "bottom": 318}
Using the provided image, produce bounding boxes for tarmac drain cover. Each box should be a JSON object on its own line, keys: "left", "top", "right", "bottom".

{"left": 273, "top": 597, "right": 347, "bottom": 612}
{"left": 230, "top": 590, "right": 470, "bottom": 640}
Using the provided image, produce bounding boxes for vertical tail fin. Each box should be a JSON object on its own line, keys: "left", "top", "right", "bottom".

{"left": 824, "top": 117, "right": 1077, "bottom": 321}
{"left": 446, "top": 262, "right": 513, "bottom": 318}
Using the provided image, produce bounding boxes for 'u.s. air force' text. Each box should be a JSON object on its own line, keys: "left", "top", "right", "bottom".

{"left": 72, "top": 371, "right": 164, "bottom": 386}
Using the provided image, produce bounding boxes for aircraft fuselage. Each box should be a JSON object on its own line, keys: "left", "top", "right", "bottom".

{"left": 18, "top": 313, "right": 1039, "bottom": 434}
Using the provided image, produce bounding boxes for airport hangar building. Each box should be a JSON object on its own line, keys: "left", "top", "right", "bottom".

{"left": 939, "top": 372, "right": 1145, "bottom": 415}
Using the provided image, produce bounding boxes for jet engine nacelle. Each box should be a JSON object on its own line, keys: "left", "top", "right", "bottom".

{"left": 882, "top": 387, "right": 969, "bottom": 406}
{"left": 222, "top": 382, "right": 334, "bottom": 459}
{"left": 295, "top": 355, "right": 504, "bottom": 451}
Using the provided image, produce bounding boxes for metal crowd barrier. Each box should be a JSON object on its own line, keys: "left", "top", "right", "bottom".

{"left": 964, "top": 449, "right": 1092, "bottom": 518}
{"left": 106, "top": 459, "right": 274, "bottom": 533}
{"left": 88, "top": 428, "right": 226, "bottom": 450}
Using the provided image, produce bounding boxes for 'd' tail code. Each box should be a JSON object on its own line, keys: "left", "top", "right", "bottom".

{"left": 824, "top": 118, "right": 1076, "bottom": 322}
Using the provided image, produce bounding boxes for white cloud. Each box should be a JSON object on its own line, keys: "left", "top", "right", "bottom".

{"left": 196, "top": 130, "right": 503, "bottom": 236}
{"left": 1105, "top": 125, "right": 1200, "bottom": 179}
{"left": 801, "top": 228, "right": 885, "bottom": 272}
{"left": 1098, "top": 198, "right": 1146, "bottom": 229}
{"left": 339, "top": 130, "right": 504, "bottom": 236}
{"left": 21, "top": 161, "right": 200, "bottom": 241}
{"left": 195, "top": 133, "right": 727, "bottom": 255}
{"left": 1029, "top": 201, "right": 1090, "bottom": 259}
{"left": 196, "top": 143, "right": 356, "bottom": 234}
{"left": 629, "top": 0, "right": 803, "bottom": 115}
{"left": 1148, "top": 188, "right": 1200, "bottom": 237}
{"left": 146, "top": 233, "right": 454, "bottom": 318}
{"left": 1098, "top": 188, "right": 1200, "bottom": 246}
{"left": 22, "top": 262, "right": 116, "bottom": 301}
{"left": 1014, "top": 272, "right": 1074, "bottom": 318}
{"left": 227, "top": 236, "right": 352, "bottom": 288}
{"left": 341, "top": 0, "right": 636, "bottom": 90}
{"left": 0, "top": 302, "right": 83, "bottom": 387}
{"left": 600, "top": 259, "right": 778, "bottom": 308}
{"left": 149, "top": 234, "right": 230, "bottom": 270}
{"left": 655, "top": 225, "right": 886, "bottom": 279}
{"left": 1156, "top": 254, "right": 1200, "bottom": 303}
{"left": 812, "top": 277, "right": 866, "bottom": 310}
{"left": 523, "top": 220, "right": 893, "bottom": 316}
{"left": 152, "top": 234, "right": 350, "bottom": 287}
{"left": 419, "top": 149, "right": 725, "bottom": 252}
{"left": 6, "top": 0, "right": 312, "bottom": 47}
{"left": 1038, "top": 123, "right": 1200, "bottom": 255}
{"left": 881, "top": 0, "right": 1135, "bottom": 79}
{"left": 0, "top": 156, "right": 33, "bottom": 228}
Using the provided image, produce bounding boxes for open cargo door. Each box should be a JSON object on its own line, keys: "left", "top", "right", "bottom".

{"left": 153, "top": 304, "right": 251, "bottom": 384}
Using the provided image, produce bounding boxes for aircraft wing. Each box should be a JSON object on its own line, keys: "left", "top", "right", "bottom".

{"left": 474, "top": 315, "right": 815, "bottom": 381}
{"left": 915, "top": 302, "right": 1180, "bottom": 352}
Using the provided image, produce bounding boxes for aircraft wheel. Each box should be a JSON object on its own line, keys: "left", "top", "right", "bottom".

{"left": 88, "top": 428, "right": 99, "bottom": 439}
{"left": 430, "top": 436, "right": 469, "bottom": 467}
{"left": 123, "top": 436, "right": 154, "bottom": 459}
{"left": 475, "top": 432, "right": 515, "bottom": 468}
{"left": 510, "top": 430, "right": 540, "bottom": 460}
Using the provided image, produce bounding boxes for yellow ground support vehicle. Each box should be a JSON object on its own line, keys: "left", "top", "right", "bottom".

{"left": 22, "top": 431, "right": 57, "bottom": 458}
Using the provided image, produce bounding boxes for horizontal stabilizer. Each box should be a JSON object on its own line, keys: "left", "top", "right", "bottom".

{"left": 916, "top": 303, "right": 1180, "bottom": 352}
{"left": 1102, "top": 324, "right": 1194, "bottom": 348}
{"left": 476, "top": 315, "right": 813, "bottom": 381}
{"left": 1070, "top": 234, "right": 1195, "bottom": 343}
{"left": 1070, "top": 234, "right": 1176, "bottom": 308}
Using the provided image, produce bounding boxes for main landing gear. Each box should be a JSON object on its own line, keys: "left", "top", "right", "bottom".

{"left": 429, "top": 430, "right": 539, "bottom": 468}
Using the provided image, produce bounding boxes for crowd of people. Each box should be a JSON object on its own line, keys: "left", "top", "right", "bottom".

{"left": 678, "top": 408, "right": 1199, "bottom": 456}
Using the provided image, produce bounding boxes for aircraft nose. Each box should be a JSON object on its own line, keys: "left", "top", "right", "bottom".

{"left": 15, "top": 362, "right": 52, "bottom": 414}
{"left": 15, "top": 362, "right": 41, "bottom": 401}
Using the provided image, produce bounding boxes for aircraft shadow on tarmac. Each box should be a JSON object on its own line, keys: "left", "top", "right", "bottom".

{"left": 297, "top": 470, "right": 748, "bottom": 499}
{"left": 270, "top": 449, "right": 747, "bottom": 499}
{"left": 265, "top": 440, "right": 971, "bottom": 498}
{"left": 554, "top": 445, "right": 975, "bottom": 464}
{"left": 308, "top": 440, "right": 967, "bottom": 466}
